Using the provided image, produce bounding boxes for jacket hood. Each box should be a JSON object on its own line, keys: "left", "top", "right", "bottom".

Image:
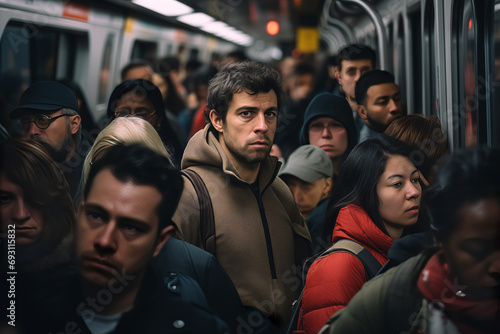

{"left": 182, "top": 124, "right": 281, "bottom": 191}
{"left": 299, "top": 92, "right": 357, "bottom": 155}
{"left": 333, "top": 204, "right": 393, "bottom": 255}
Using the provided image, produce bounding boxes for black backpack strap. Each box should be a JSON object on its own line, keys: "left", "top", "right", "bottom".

{"left": 181, "top": 169, "right": 216, "bottom": 255}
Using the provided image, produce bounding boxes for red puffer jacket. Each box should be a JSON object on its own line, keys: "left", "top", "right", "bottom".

{"left": 296, "top": 204, "right": 393, "bottom": 334}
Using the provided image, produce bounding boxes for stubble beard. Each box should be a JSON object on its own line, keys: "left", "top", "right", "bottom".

{"left": 37, "top": 130, "right": 74, "bottom": 163}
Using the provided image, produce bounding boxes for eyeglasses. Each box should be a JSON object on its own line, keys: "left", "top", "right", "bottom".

{"left": 20, "top": 114, "right": 67, "bottom": 131}
{"left": 309, "top": 121, "right": 345, "bottom": 133}
{"left": 114, "top": 107, "right": 156, "bottom": 119}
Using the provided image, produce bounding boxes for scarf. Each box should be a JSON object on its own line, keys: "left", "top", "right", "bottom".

{"left": 417, "top": 251, "right": 500, "bottom": 333}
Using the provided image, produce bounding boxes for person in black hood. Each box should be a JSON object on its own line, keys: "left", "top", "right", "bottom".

{"left": 106, "top": 79, "right": 184, "bottom": 167}
{"left": 299, "top": 92, "right": 357, "bottom": 176}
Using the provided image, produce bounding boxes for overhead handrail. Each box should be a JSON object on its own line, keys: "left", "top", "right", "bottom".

{"left": 320, "top": 0, "right": 388, "bottom": 69}
{"left": 325, "top": 18, "right": 355, "bottom": 44}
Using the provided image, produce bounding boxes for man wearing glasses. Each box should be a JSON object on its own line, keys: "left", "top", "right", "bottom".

{"left": 9, "top": 81, "right": 86, "bottom": 198}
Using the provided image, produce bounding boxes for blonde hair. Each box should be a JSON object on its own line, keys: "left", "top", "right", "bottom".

{"left": 82, "top": 116, "right": 173, "bottom": 186}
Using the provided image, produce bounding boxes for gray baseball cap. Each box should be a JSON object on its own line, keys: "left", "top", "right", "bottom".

{"left": 279, "top": 145, "right": 333, "bottom": 182}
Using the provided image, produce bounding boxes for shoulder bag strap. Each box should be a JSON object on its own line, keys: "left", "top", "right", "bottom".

{"left": 327, "top": 239, "right": 383, "bottom": 280}
{"left": 181, "top": 169, "right": 216, "bottom": 255}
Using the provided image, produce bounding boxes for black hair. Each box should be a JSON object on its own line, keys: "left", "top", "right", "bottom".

{"left": 322, "top": 134, "right": 414, "bottom": 243}
{"left": 84, "top": 144, "right": 183, "bottom": 231}
{"left": 355, "top": 70, "right": 396, "bottom": 105}
{"left": 224, "top": 50, "right": 249, "bottom": 63}
{"left": 425, "top": 147, "right": 500, "bottom": 242}
{"left": 290, "top": 62, "right": 315, "bottom": 77}
{"left": 158, "top": 56, "right": 180, "bottom": 72}
{"left": 189, "top": 65, "right": 219, "bottom": 96}
{"left": 207, "top": 61, "right": 283, "bottom": 123}
{"left": 337, "top": 44, "right": 376, "bottom": 71}
{"left": 120, "top": 60, "right": 153, "bottom": 81}
{"left": 106, "top": 79, "right": 184, "bottom": 166}
{"left": 57, "top": 79, "right": 97, "bottom": 132}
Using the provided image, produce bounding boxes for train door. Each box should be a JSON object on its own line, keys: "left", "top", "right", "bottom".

{"left": 488, "top": 0, "right": 500, "bottom": 147}
{"left": 451, "top": 0, "right": 498, "bottom": 149}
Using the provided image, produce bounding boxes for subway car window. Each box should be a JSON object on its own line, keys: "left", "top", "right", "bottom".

{"left": 0, "top": 22, "right": 85, "bottom": 84}
{"left": 424, "top": 0, "right": 438, "bottom": 116}
{"left": 459, "top": 0, "right": 478, "bottom": 149}
{"left": 98, "top": 34, "right": 114, "bottom": 104}
{"left": 131, "top": 40, "right": 157, "bottom": 62}
{"left": 34, "top": 31, "right": 58, "bottom": 81}
{"left": 189, "top": 48, "right": 199, "bottom": 62}
{"left": 0, "top": 24, "right": 31, "bottom": 84}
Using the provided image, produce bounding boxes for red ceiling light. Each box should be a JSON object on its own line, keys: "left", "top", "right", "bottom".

{"left": 266, "top": 21, "right": 279, "bottom": 35}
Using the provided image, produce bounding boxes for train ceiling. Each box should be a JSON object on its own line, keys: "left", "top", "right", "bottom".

{"left": 105, "top": 0, "right": 325, "bottom": 50}
{"left": 105, "top": 0, "right": 385, "bottom": 53}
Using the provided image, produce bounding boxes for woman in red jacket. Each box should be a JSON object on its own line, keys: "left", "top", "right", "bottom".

{"left": 297, "top": 135, "right": 422, "bottom": 334}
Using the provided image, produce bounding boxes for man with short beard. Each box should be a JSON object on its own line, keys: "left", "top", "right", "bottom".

{"left": 354, "top": 70, "right": 404, "bottom": 142}
{"left": 9, "top": 81, "right": 89, "bottom": 197}
{"left": 172, "top": 61, "right": 311, "bottom": 327}
{"left": 18, "top": 144, "right": 228, "bottom": 333}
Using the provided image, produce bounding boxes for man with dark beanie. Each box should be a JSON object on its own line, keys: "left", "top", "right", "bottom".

{"left": 299, "top": 92, "right": 357, "bottom": 176}
{"left": 355, "top": 70, "right": 403, "bottom": 142}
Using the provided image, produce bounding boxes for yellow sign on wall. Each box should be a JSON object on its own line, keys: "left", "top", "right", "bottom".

{"left": 296, "top": 27, "right": 319, "bottom": 53}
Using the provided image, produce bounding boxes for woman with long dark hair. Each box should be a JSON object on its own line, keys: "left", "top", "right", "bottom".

{"left": 297, "top": 135, "right": 422, "bottom": 334}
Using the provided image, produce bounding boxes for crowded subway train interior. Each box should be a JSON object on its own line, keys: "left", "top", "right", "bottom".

{"left": 1, "top": 1, "right": 500, "bottom": 333}
{"left": 0, "top": 0, "right": 499, "bottom": 150}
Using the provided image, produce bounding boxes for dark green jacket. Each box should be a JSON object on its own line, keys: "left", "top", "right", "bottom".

{"left": 326, "top": 250, "right": 435, "bottom": 334}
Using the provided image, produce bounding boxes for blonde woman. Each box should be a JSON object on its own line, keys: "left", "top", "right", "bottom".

{"left": 81, "top": 116, "right": 173, "bottom": 186}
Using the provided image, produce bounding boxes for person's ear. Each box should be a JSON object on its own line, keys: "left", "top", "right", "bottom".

{"left": 358, "top": 105, "right": 368, "bottom": 120}
{"left": 77, "top": 201, "right": 85, "bottom": 216}
{"left": 335, "top": 66, "right": 341, "bottom": 84}
{"left": 154, "top": 112, "right": 164, "bottom": 130}
{"left": 209, "top": 109, "right": 223, "bottom": 133}
{"left": 323, "top": 178, "right": 333, "bottom": 197}
{"left": 153, "top": 225, "right": 174, "bottom": 257}
{"left": 69, "top": 115, "right": 81, "bottom": 135}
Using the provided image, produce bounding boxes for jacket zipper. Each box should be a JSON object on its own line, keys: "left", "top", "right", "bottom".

{"left": 251, "top": 186, "right": 278, "bottom": 279}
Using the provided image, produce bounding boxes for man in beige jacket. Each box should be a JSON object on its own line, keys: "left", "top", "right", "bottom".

{"left": 172, "top": 61, "right": 311, "bottom": 327}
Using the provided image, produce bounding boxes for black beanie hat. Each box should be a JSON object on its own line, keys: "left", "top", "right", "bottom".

{"left": 299, "top": 92, "right": 357, "bottom": 156}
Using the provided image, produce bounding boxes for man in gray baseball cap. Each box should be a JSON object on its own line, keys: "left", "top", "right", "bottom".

{"left": 279, "top": 145, "right": 333, "bottom": 252}
{"left": 9, "top": 81, "right": 87, "bottom": 198}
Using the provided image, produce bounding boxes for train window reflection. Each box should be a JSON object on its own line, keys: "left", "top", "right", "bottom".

{"left": 131, "top": 40, "right": 157, "bottom": 62}
{"left": 495, "top": 3, "right": 500, "bottom": 80}
{"left": 98, "top": 35, "right": 113, "bottom": 104}
{"left": 0, "top": 25, "right": 30, "bottom": 84}
{"left": 460, "top": 0, "right": 478, "bottom": 149}
{"left": 34, "top": 31, "right": 57, "bottom": 81}
{"left": 491, "top": 1, "right": 500, "bottom": 146}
